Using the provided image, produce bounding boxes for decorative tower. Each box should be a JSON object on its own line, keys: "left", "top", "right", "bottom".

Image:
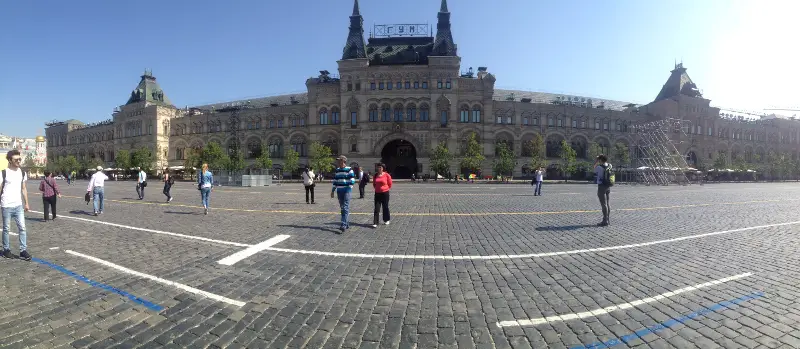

{"left": 34, "top": 135, "right": 47, "bottom": 167}
{"left": 432, "top": 0, "right": 457, "bottom": 56}
{"left": 341, "top": 0, "right": 367, "bottom": 60}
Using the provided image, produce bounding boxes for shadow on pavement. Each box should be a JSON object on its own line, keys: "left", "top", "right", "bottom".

{"left": 164, "top": 211, "right": 197, "bottom": 215}
{"left": 69, "top": 210, "right": 95, "bottom": 216}
{"left": 278, "top": 224, "right": 341, "bottom": 234}
{"left": 534, "top": 224, "right": 597, "bottom": 231}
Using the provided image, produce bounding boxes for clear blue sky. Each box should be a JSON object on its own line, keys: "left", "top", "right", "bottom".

{"left": 1, "top": 0, "right": 795, "bottom": 137}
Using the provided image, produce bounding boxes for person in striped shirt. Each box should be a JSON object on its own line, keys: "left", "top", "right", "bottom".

{"left": 330, "top": 155, "right": 356, "bottom": 233}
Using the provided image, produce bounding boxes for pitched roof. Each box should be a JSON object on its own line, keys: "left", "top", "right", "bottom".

{"left": 366, "top": 37, "right": 434, "bottom": 65}
{"left": 341, "top": 0, "right": 367, "bottom": 60}
{"left": 653, "top": 63, "right": 703, "bottom": 102}
{"left": 493, "top": 89, "right": 633, "bottom": 111}
{"left": 125, "top": 71, "right": 172, "bottom": 106}
{"left": 432, "top": 0, "right": 457, "bottom": 56}
{"left": 190, "top": 92, "right": 308, "bottom": 111}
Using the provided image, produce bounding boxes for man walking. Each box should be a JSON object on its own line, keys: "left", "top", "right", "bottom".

{"left": 359, "top": 169, "right": 369, "bottom": 199}
{"left": 1, "top": 150, "right": 31, "bottom": 260}
{"left": 87, "top": 166, "right": 108, "bottom": 216}
{"left": 331, "top": 155, "right": 356, "bottom": 233}
{"left": 594, "top": 155, "right": 614, "bottom": 226}
{"left": 163, "top": 169, "right": 174, "bottom": 203}
{"left": 135, "top": 167, "right": 147, "bottom": 200}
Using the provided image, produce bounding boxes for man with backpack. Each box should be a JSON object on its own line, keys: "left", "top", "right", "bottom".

{"left": 1, "top": 150, "right": 31, "bottom": 260}
{"left": 594, "top": 154, "right": 614, "bottom": 226}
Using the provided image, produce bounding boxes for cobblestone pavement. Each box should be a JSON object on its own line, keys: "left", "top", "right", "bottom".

{"left": 2, "top": 180, "right": 800, "bottom": 349}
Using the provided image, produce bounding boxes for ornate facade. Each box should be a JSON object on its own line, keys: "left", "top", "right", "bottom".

{"left": 46, "top": 0, "right": 800, "bottom": 178}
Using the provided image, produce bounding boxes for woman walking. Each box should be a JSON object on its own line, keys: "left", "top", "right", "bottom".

{"left": 302, "top": 166, "right": 316, "bottom": 204}
{"left": 163, "top": 169, "right": 174, "bottom": 203}
{"left": 198, "top": 163, "right": 214, "bottom": 215}
{"left": 38, "top": 171, "right": 61, "bottom": 221}
{"left": 372, "top": 163, "right": 393, "bottom": 228}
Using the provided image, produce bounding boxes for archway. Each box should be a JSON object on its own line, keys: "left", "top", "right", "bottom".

{"left": 381, "top": 139, "right": 418, "bottom": 179}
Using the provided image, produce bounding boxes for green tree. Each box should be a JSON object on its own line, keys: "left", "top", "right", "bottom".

{"left": 492, "top": 142, "right": 515, "bottom": 179}
{"left": 83, "top": 157, "right": 103, "bottom": 171}
{"left": 558, "top": 140, "right": 577, "bottom": 181}
{"left": 525, "top": 134, "right": 546, "bottom": 169}
{"left": 712, "top": 151, "right": 727, "bottom": 170}
{"left": 201, "top": 142, "right": 227, "bottom": 169}
{"left": 115, "top": 150, "right": 132, "bottom": 171}
{"left": 131, "top": 147, "right": 154, "bottom": 172}
{"left": 613, "top": 142, "right": 630, "bottom": 167}
{"left": 732, "top": 155, "right": 747, "bottom": 172}
{"left": 429, "top": 142, "right": 453, "bottom": 180}
{"left": 253, "top": 145, "right": 273, "bottom": 170}
{"left": 59, "top": 155, "right": 80, "bottom": 175}
{"left": 283, "top": 148, "right": 300, "bottom": 179}
{"left": 183, "top": 148, "right": 201, "bottom": 170}
{"left": 22, "top": 153, "right": 35, "bottom": 169}
{"left": 310, "top": 141, "right": 334, "bottom": 175}
{"left": 587, "top": 142, "right": 603, "bottom": 161}
{"left": 459, "top": 133, "right": 485, "bottom": 176}
{"left": 226, "top": 150, "right": 245, "bottom": 171}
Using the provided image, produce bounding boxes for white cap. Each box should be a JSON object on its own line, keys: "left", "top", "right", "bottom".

{"left": 96, "top": 166, "right": 103, "bottom": 171}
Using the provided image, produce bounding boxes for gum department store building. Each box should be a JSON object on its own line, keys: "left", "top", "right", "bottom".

{"left": 45, "top": 0, "right": 799, "bottom": 178}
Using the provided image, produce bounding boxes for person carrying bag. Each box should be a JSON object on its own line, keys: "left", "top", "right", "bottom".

{"left": 302, "top": 167, "right": 316, "bottom": 204}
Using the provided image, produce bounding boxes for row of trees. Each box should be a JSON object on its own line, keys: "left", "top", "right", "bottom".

{"left": 711, "top": 151, "right": 800, "bottom": 180}
{"left": 180, "top": 141, "right": 338, "bottom": 178}
{"left": 428, "top": 133, "right": 632, "bottom": 179}
{"left": 40, "top": 147, "right": 157, "bottom": 177}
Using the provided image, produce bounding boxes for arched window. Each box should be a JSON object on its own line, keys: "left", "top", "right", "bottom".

{"left": 369, "top": 105, "right": 378, "bottom": 122}
{"left": 406, "top": 104, "right": 416, "bottom": 122}
{"left": 319, "top": 108, "right": 329, "bottom": 125}
{"left": 291, "top": 137, "right": 307, "bottom": 157}
{"left": 247, "top": 139, "right": 261, "bottom": 158}
{"left": 472, "top": 106, "right": 481, "bottom": 123}
{"left": 420, "top": 104, "right": 430, "bottom": 121}
{"left": 571, "top": 140, "right": 587, "bottom": 159}
{"left": 460, "top": 105, "right": 469, "bottom": 123}
{"left": 331, "top": 107, "right": 340, "bottom": 125}
{"left": 323, "top": 136, "right": 339, "bottom": 155}
{"left": 381, "top": 104, "right": 391, "bottom": 122}
{"left": 269, "top": 138, "right": 283, "bottom": 158}
{"left": 394, "top": 104, "right": 404, "bottom": 122}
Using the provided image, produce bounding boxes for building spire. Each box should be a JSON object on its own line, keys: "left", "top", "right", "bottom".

{"left": 432, "top": 0, "right": 457, "bottom": 56}
{"left": 341, "top": 0, "right": 367, "bottom": 60}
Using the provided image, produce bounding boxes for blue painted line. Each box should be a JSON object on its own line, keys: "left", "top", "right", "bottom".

{"left": 32, "top": 257, "right": 164, "bottom": 312}
{"left": 571, "top": 291, "right": 765, "bottom": 349}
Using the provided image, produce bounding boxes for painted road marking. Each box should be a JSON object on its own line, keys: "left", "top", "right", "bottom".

{"left": 57, "top": 196, "right": 799, "bottom": 217}
{"left": 49, "top": 247, "right": 59, "bottom": 250}
{"left": 30, "top": 210, "right": 250, "bottom": 247}
{"left": 257, "top": 221, "right": 800, "bottom": 259}
{"left": 46, "top": 214, "right": 800, "bottom": 260}
{"left": 572, "top": 291, "right": 765, "bottom": 349}
{"left": 497, "top": 272, "right": 752, "bottom": 327}
{"left": 33, "top": 257, "right": 163, "bottom": 312}
{"left": 65, "top": 250, "right": 246, "bottom": 307}
{"left": 217, "top": 235, "right": 291, "bottom": 266}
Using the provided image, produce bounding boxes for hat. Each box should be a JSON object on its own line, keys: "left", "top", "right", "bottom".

{"left": 336, "top": 155, "right": 347, "bottom": 162}
{"left": 96, "top": 166, "right": 103, "bottom": 171}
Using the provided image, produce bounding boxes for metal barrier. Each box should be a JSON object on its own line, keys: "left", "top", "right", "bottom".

{"left": 209, "top": 169, "right": 275, "bottom": 187}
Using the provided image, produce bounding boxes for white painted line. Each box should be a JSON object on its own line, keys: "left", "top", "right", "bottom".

{"left": 9, "top": 232, "right": 18, "bottom": 236}
{"left": 65, "top": 249, "right": 246, "bottom": 307}
{"left": 217, "top": 235, "right": 291, "bottom": 266}
{"left": 260, "top": 220, "right": 800, "bottom": 259}
{"left": 49, "top": 247, "right": 59, "bottom": 250}
{"left": 30, "top": 210, "right": 250, "bottom": 248}
{"left": 496, "top": 272, "right": 753, "bottom": 327}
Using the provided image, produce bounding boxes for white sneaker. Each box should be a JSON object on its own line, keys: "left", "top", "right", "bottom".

{"left": 384, "top": 221, "right": 390, "bottom": 225}
{"left": 169, "top": 197, "right": 173, "bottom": 202}
{"left": 372, "top": 224, "right": 378, "bottom": 228}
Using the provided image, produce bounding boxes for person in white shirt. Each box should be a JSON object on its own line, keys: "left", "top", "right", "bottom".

{"left": 87, "top": 166, "right": 109, "bottom": 216}
{"left": 135, "top": 168, "right": 147, "bottom": 200}
{"left": 1, "top": 150, "right": 31, "bottom": 260}
{"left": 301, "top": 166, "right": 316, "bottom": 204}
{"left": 533, "top": 167, "right": 544, "bottom": 196}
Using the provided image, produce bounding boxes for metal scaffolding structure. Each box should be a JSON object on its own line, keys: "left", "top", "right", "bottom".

{"left": 633, "top": 118, "right": 692, "bottom": 186}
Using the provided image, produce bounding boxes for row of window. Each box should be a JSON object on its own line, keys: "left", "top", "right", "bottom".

{"left": 369, "top": 81, "right": 439, "bottom": 91}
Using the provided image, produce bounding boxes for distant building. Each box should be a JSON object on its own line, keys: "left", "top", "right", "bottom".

{"left": 0, "top": 134, "right": 47, "bottom": 172}
{"left": 44, "top": 0, "right": 800, "bottom": 178}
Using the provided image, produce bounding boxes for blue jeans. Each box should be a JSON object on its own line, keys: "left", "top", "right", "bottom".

{"left": 93, "top": 187, "right": 105, "bottom": 213}
{"left": 2, "top": 205, "right": 27, "bottom": 252}
{"left": 136, "top": 183, "right": 145, "bottom": 199}
{"left": 336, "top": 189, "right": 351, "bottom": 229}
{"left": 534, "top": 181, "right": 542, "bottom": 195}
{"left": 200, "top": 187, "right": 211, "bottom": 208}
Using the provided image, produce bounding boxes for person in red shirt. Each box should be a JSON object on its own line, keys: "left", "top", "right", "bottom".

{"left": 372, "top": 163, "right": 392, "bottom": 228}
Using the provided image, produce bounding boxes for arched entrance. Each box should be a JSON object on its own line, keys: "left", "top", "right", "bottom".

{"left": 381, "top": 139, "right": 418, "bottom": 179}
